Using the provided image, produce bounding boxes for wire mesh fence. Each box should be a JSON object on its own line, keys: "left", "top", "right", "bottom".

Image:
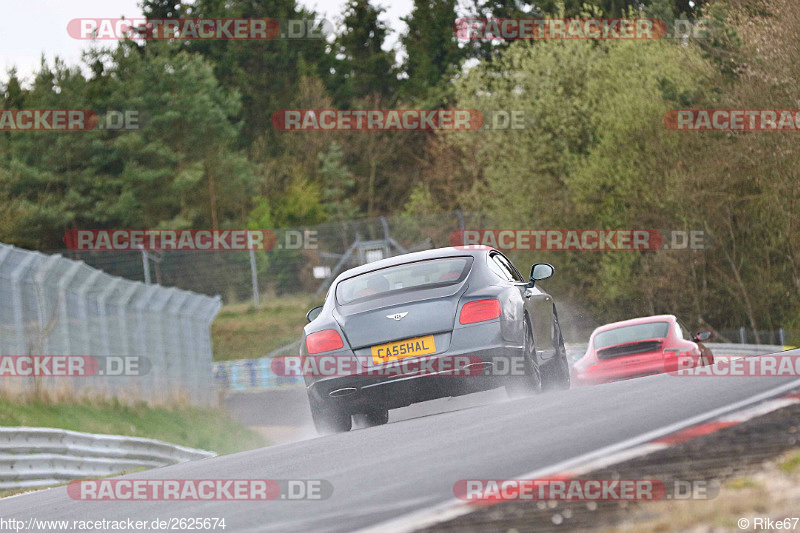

{"left": 0, "top": 243, "right": 221, "bottom": 405}
{"left": 27, "top": 213, "right": 795, "bottom": 373}
{"left": 717, "top": 328, "right": 791, "bottom": 347}
{"left": 58, "top": 211, "right": 487, "bottom": 304}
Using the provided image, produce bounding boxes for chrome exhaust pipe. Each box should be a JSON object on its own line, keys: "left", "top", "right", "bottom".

{"left": 329, "top": 387, "right": 358, "bottom": 398}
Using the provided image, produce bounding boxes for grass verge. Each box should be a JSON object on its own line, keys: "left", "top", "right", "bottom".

{"left": 593, "top": 449, "right": 800, "bottom": 532}
{"left": 211, "top": 295, "right": 317, "bottom": 361}
{"left": 0, "top": 396, "right": 266, "bottom": 455}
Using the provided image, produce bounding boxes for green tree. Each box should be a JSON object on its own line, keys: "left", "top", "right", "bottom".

{"left": 330, "top": 0, "right": 398, "bottom": 106}
{"left": 319, "top": 142, "right": 358, "bottom": 222}
{"left": 102, "top": 41, "right": 253, "bottom": 230}
{"left": 447, "top": 34, "right": 709, "bottom": 319}
{"left": 1, "top": 69, "right": 26, "bottom": 109}
{"left": 0, "top": 41, "right": 253, "bottom": 249}
{"left": 400, "top": 0, "right": 463, "bottom": 103}
{"left": 162, "top": 0, "right": 332, "bottom": 151}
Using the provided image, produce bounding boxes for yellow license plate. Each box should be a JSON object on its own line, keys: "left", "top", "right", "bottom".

{"left": 371, "top": 335, "right": 436, "bottom": 364}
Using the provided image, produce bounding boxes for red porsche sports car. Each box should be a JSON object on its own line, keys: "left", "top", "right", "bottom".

{"left": 571, "top": 314, "right": 714, "bottom": 387}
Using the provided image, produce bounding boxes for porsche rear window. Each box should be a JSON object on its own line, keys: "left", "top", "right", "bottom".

{"left": 336, "top": 257, "right": 471, "bottom": 305}
{"left": 593, "top": 322, "right": 670, "bottom": 349}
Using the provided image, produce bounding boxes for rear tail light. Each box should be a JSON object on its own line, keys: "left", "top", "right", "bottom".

{"left": 459, "top": 299, "right": 501, "bottom": 325}
{"left": 306, "top": 329, "right": 344, "bottom": 354}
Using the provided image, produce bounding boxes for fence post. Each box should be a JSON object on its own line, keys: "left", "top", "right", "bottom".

{"left": 249, "top": 248, "right": 260, "bottom": 308}
{"left": 149, "top": 289, "right": 173, "bottom": 400}
{"left": 201, "top": 297, "right": 222, "bottom": 403}
{"left": 34, "top": 253, "right": 63, "bottom": 355}
{"left": 97, "top": 278, "right": 121, "bottom": 357}
{"left": 139, "top": 247, "right": 151, "bottom": 285}
{"left": 117, "top": 282, "right": 140, "bottom": 360}
{"left": 75, "top": 269, "right": 102, "bottom": 396}
{"left": 182, "top": 295, "right": 205, "bottom": 403}
{"left": 77, "top": 270, "right": 102, "bottom": 355}
{"left": 167, "top": 289, "right": 190, "bottom": 400}
{"left": 779, "top": 328, "right": 786, "bottom": 347}
{"left": 10, "top": 253, "right": 37, "bottom": 356}
{"left": 739, "top": 327, "right": 746, "bottom": 344}
{"left": 57, "top": 262, "right": 82, "bottom": 356}
{"left": 0, "top": 245, "right": 12, "bottom": 355}
{"left": 134, "top": 285, "right": 160, "bottom": 399}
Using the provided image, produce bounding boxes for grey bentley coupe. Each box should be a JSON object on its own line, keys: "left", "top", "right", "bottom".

{"left": 301, "top": 246, "right": 569, "bottom": 434}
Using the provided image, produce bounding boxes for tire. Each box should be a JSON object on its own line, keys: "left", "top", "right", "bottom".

{"left": 542, "top": 317, "right": 571, "bottom": 391}
{"left": 308, "top": 395, "right": 352, "bottom": 435}
{"left": 505, "top": 317, "right": 542, "bottom": 398}
{"left": 353, "top": 409, "right": 389, "bottom": 429}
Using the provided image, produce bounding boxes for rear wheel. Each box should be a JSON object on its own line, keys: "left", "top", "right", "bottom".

{"left": 308, "top": 395, "right": 352, "bottom": 435}
{"left": 505, "top": 318, "right": 542, "bottom": 398}
{"left": 353, "top": 409, "right": 389, "bottom": 429}
{"left": 542, "top": 318, "right": 570, "bottom": 391}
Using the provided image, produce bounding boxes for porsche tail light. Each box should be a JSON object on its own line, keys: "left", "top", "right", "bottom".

{"left": 459, "top": 299, "right": 501, "bottom": 325}
{"left": 306, "top": 329, "right": 344, "bottom": 354}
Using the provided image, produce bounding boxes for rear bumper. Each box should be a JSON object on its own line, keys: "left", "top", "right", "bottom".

{"left": 307, "top": 321, "right": 522, "bottom": 413}
{"left": 572, "top": 354, "right": 668, "bottom": 387}
{"left": 571, "top": 355, "right": 680, "bottom": 387}
{"left": 572, "top": 370, "right": 662, "bottom": 387}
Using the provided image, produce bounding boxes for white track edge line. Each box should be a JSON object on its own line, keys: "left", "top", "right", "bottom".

{"left": 360, "top": 377, "right": 800, "bottom": 533}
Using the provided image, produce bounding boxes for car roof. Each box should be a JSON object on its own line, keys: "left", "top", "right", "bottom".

{"left": 333, "top": 246, "right": 493, "bottom": 283}
{"left": 592, "top": 314, "right": 676, "bottom": 335}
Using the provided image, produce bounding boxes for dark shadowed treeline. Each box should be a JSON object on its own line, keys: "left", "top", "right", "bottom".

{"left": 1, "top": 0, "right": 797, "bottom": 339}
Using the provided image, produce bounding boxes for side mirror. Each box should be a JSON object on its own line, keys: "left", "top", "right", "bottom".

{"left": 694, "top": 331, "right": 711, "bottom": 342}
{"left": 529, "top": 263, "right": 554, "bottom": 285}
{"left": 306, "top": 306, "right": 323, "bottom": 322}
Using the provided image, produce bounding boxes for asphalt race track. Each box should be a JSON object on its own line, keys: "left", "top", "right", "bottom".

{"left": 2, "top": 349, "right": 799, "bottom": 532}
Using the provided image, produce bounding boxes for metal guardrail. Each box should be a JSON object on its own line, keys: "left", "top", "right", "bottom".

{"left": 0, "top": 427, "right": 215, "bottom": 490}
{"left": 216, "top": 343, "right": 790, "bottom": 391}
{"left": 213, "top": 340, "right": 303, "bottom": 391}
{"left": 703, "top": 343, "right": 788, "bottom": 355}
{"left": 566, "top": 342, "right": 787, "bottom": 362}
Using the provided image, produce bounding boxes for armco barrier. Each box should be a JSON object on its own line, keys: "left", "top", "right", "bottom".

{"left": 214, "top": 358, "right": 303, "bottom": 391}
{"left": 0, "top": 427, "right": 214, "bottom": 490}
{"left": 213, "top": 340, "right": 302, "bottom": 391}
{"left": 0, "top": 243, "right": 221, "bottom": 405}
{"left": 703, "top": 343, "right": 787, "bottom": 355}
{"left": 216, "top": 343, "right": 788, "bottom": 392}
{"left": 567, "top": 342, "right": 785, "bottom": 362}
